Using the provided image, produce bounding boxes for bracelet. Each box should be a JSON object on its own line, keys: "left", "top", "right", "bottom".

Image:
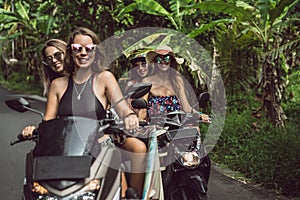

{"left": 125, "top": 112, "right": 137, "bottom": 118}
{"left": 198, "top": 111, "right": 203, "bottom": 115}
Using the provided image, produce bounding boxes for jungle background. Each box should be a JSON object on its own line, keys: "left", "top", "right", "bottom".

{"left": 1, "top": 0, "right": 299, "bottom": 198}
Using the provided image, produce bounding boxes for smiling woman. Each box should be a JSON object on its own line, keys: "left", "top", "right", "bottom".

{"left": 41, "top": 39, "right": 69, "bottom": 96}
{"left": 43, "top": 27, "right": 147, "bottom": 198}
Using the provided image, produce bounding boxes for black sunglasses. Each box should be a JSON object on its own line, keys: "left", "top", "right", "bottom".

{"left": 133, "top": 61, "right": 147, "bottom": 68}
{"left": 43, "top": 51, "right": 63, "bottom": 66}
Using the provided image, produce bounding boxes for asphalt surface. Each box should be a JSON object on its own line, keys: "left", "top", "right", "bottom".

{"left": 0, "top": 86, "right": 291, "bottom": 200}
{"left": 207, "top": 162, "right": 290, "bottom": 200}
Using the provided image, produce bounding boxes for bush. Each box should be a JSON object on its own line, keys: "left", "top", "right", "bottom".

{"left": 241, "top": 124, "right": 300, "bottom": 197}
{"left": 0, "top": 66, "right": 43, "bottom": 95}
{"left": 211, "top": 105, "right": 300, "bottom": 198}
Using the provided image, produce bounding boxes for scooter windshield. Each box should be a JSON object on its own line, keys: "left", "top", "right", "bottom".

{"left": 33, "top": 116, "right": 103, "bottom": 157}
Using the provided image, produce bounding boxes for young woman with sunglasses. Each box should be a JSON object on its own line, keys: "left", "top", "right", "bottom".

{"left": 125, "top": 52, "right": 149, "bottom": 90}
{"left": 30, "top": 27, "right": 146, "bottom": 198}
{"left": 21, "top": 39, "right": 69, "bottom": 141}
{"left": 141, "top": 45, "right": 210, "bottom": 121}
{"left": 41, "top": 39, "right": 69, "bottom": 96}
{"left": 123, "top": 53, "right": 151, "bottom": 117}
{"left": 141, "top": 45, "right": 211, "bottom": 195}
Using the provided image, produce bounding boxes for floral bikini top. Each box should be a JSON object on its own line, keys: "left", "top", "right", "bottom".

{"left": 147, "top": 95, "right": 181, "bottom": 116}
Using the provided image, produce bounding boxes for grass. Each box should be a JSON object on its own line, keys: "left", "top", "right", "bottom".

{"left": 0, "top": 70, "right": 43, "bottom": 95}
{"left": 210, "top": 101, "right": 300, "bottom": 198}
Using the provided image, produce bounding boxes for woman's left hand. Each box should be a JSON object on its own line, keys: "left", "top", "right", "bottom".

{"left": 124, "top": 113, "right": 139, "bottom": 130}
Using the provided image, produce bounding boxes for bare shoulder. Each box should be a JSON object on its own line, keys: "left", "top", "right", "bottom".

{"left": 142, "top": 75, "right": 155, "bottom": 83}
{"left": 51, "top": 76, "right": 68, "bottom": 88}
{"left": 95, "top": 70, "right": 115, "bottom": 81}
{"left": 94, "top": 71, "right": 118, "bottom": 90}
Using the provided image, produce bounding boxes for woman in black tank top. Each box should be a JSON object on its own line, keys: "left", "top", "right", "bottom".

{"left": 57, "top": 74, "right": 106, "bottom": 120}
{"left": 43, "top": 27, "right": 146, "bottom": 198}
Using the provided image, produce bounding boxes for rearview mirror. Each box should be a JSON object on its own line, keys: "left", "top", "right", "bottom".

{"left": 110, "top": 83, "right": 152, "bottom": 109}
{"left": 198, "top": 92, "right": 210, "bottom": 104}
{"left": 5, "top": 98, "right": 30, "bottom": 113}
{"left": 131, "top": 98, "right": 148, "bottom": 109}
{"left": 126, "top": 83, "right": 152, "bottom": 99}
{"left": 5, "top": 97, "right": 44, "bottom": 119}
{"left": 197, "top": 92, "right": 210, "bottom": 109}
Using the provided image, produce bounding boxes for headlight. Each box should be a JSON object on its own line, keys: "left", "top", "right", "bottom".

{"left": 32, "top": 182, "right": 49, "bottom": 195}
{"left": 177, "top": 150, "right": 201, "bottom": 168}
{"left": 32, "top": 179, "right": 101, "bottom": 200}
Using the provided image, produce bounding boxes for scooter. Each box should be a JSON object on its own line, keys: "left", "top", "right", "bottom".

{"left": 159, "top": 110, "right": 210, "bottom": 200}
{"left": 131, "top": 92, "right": 211, "bottom": 200}
{"left": 7, "top": 83, "right": 152, "bottom": 200}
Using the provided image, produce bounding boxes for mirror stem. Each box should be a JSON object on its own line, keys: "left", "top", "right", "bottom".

{"left": 23, "top": 106, "right": 44, "bottom": 119}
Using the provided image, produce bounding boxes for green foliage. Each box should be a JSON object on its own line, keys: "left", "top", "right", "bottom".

{"left": 0, "top": 63, "right": 43, "bottom": 94}
{"left": 211, "top": 100, "right": 300, "bottom": 197}
{"left": 0, "top": 1, "right": 299, "bottom": 196}
{"left": 242, "top": 124, "right": 300, "bottom": 197}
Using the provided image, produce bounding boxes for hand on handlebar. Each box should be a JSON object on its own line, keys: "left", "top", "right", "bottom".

{"left": 199, "top": 113, "right": 211, "bottom": 124}
{"left": 124, "top": 113, "right": 139, "bottom": 131}
{"left": 22, "top": 126, "right": 36, "bottom": 139}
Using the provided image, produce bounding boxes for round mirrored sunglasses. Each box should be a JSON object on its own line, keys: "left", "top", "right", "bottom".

{"left": 154, "top": 55, "right": 171, "bottom": 64}
{"left": 43, "top": 51, "right": 63, "bottom": 66}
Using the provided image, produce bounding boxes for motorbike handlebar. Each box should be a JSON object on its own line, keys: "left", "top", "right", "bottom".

{"left": 11, "top": 129, "right": 39, "bottom": 146}
{"left": 150, "top": 111, "right": 211, "bottom": 127}
{"left": 102, "top": 118, "right": 149, "bottom": 137}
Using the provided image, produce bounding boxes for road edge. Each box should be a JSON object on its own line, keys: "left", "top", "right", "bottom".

{"left": 211, "top": 160, "right": 292, "bottom": 200}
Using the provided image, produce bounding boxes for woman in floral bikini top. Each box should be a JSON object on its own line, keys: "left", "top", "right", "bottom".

{"left": 147, "top": 95, "right": 181, "bottom": 116}
{"left": 140, "top": 45, "right": 209, "bottom": 122}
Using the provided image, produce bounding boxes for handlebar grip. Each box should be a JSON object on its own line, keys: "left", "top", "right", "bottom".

{"left": 32, "top": 128, "right": 38, "bottom": 136}
{"left": 17, "top": 133, "right": 24, "bottom": 140}
{"left": 139, "top": 120, "right": 148, "bottom": 126}
{"left": 17, "top": 128, "right": 38, "bottom": 140}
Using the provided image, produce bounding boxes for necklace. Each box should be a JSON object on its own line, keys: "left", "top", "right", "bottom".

{"left": 73, "top": 76, "right": 90, "bottom": 100}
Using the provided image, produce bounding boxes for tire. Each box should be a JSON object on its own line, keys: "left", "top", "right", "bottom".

{"left": 163, "top": 164, "right": 208, "bottom": 200}
{"left": 22, "top": 182, "right": 33, "bottom": 200}
{"left": 167, "top": 186, "right": 207, "bottom": 200}
{"left": 199, "top": 155, "right": 211, "bottom": 183}
{"left": 21, "top": 193, "right": 26, "bottom": 200}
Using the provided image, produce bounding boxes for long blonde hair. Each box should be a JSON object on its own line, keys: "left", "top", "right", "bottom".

{"left": 41, "top": 39, "right": 68, "bottom": 96}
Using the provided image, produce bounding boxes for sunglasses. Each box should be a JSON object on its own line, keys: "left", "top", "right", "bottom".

{"left": 71, "top": 44, "right": 96, "bottom": 54}
{"left": 133, "top": 61, "right": 147, "bottom": 68}
{"left": 43, "top": 51, "right": 63, "bottom": 66}
{"left": 154, "top": 55, "right": 171, "bottom": 64}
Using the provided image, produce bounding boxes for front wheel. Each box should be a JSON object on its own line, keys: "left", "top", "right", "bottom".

{"left": 22, "top": 181, "right": 33, "bottom": 200}
{"left": 163, "top": 161, "right": 209, "bottom": 200}
{"left": 168, "top": 186, "right": 207, "bottom": 200}
{"left": 22, "top": 193, "right": 26, "bottom": 200}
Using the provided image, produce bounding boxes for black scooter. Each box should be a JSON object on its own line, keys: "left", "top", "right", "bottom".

{"left": 7, "top": 83, "right": 152, "bottom": 200}
{"left": 131, "top": 92, "right": 211, "bottom": 200}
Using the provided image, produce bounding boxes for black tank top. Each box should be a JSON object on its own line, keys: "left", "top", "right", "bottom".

{"left": 57, "top": 74, "right": 106, "bottom": 120}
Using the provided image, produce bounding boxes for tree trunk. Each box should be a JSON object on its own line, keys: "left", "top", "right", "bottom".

{"left": 261, "top": 57, "right": 287, "bottom": 127}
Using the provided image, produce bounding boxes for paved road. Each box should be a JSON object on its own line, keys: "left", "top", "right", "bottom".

{"left": 0, "top": 86, "right": 290, "bottom": 199}
{"left": 207, "top": 163, "right": 289, "bottom": 200}
{"left": 0, "top": 87, "right": 42, "bottom": 199}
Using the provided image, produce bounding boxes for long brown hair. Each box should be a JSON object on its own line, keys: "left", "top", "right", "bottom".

{"left": 64, "top": 27, "right": 108, "bottom": 74}
{"left": 41, "top": 39, "right": 67, "bottom": 96}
